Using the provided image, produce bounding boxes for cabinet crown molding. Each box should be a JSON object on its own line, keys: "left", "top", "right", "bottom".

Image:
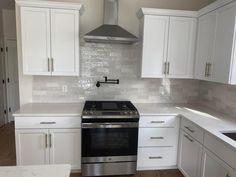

{"left": 15, "top": 0, "right": 83, "bottom": 13}
{"left": 137, "top": 0, "right": 236, "bottom": 19}
{"left": 137, "top": 8, "right": 198, "bottom": 19}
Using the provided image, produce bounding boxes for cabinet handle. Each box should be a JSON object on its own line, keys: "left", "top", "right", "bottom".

{"left": 205, "top": 62, "right": 208, "bottom": 77}
{"left": 150, "top": 121, "right": 165, "bottom": 124}
{"left": 48, "top": 58, "right": 50, "bottom": 72}
{"left": 207, "top": 63, "right": 212, "bottom": 77}
{"left": 167, "top": 62, "right": 170, "bottom": 75}
{"left": 49, "top": 134, "right": 52, "bottom": 148}
{"left": 149, "top": 156, "right": 163, "bottom": 159}
{"left": 163, "top": 62, "right": 167, "bottom": 74}
{"left": 45, "top": 134, "right": 48, "bottom": 148}
{"left": 40, "top": 122, "right": 56, "bottom": 125}
{"left": 184, "top": 126, "right": 195, "bottom": 133}
{"left": 150, "top": 137, "right": 164, "bottom": 140}
{"left": 184, "top": 134, "right": 194, "bottom": 142}
{"left": 51, "top": 58, "right": 54, "bottom": 72}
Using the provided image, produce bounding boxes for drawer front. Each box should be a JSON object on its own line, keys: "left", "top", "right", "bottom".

{"left": 15, "top": 116, "right": 81, "bottom": 129}
{"left": 137, "top": 147, "right": 177, "bottom": 168}
{"left": 181, "top": 118, "right": 204, "bottom": 143}
{"left": 139, "top": 116, "right": 179, "bottom": 128}
{"left": 204, "top": 133, "right": 236, "bottom": 170}
{"left": 138, "top": 128, "right": 179, "bottom": 147}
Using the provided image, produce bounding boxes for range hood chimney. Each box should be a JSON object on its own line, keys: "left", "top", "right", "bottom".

{"left": 84, "top": 0, "right": 138, "bottom": 44}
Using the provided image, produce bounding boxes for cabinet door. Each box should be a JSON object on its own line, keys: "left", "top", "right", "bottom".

{"left": 15, "top": 129, "right": 49, "bottom": 165}
{"left": 141, "top": 15, "right": 169, "bottom": 78}
{"left": 212, "top": 3, "right": 236, "bottom": 84}
{"left": 178, "top": 131, "right": 202, "bottom": 177}
{"left": 51, "top": 9, "right": 79, "bottom": 76}
{"left": 195, "top": 11, "right": 217, "bottom": 80}
{"left": 20, "top": 7, "right": 51, "bottom": 75}
{"left": 167, "top": 17, "right": 196, "bottom": 78}
{"left": 49, "top": 129, "right": 81, "bottom": 170}
{"left": 202, "top": 149, "right": 233, "bottom": 177}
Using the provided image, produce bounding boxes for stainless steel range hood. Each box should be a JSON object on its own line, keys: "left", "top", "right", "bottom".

{"left": 84, "top": 0, "right": 138, "bottom": 44}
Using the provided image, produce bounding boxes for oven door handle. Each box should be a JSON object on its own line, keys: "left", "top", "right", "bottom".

{"left": 82, "top": 122, "right": 139, "bottom": 128}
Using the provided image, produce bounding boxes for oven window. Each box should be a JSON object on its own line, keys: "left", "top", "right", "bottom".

{"left": 82, "top": 128, "right": 138, "bottom": 157}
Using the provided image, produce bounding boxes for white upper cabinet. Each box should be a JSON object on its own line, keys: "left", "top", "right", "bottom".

{"left": 17, "top": 1, "right": 82, "bottom": 76}
{"left": 21, "top": 7, "right": 51, "bottom": 75}
{"left": 195, "top": 11, "right": 217, "bottom": 81}
{"left": 212, "top": 3, "right": 236, "bottom": 84}
{"left": 141, "top": 15, "right": 169, "bottom": 78}
{"left": 195, "top": 1, "right": 236, "bottom": 84}
{"left": 50, "top": 9, "right": 79, "bottom": 76}
{"left": 167, "top": 17, "right": 196, "bottom": 78}
{"left": 138, "top": 9, "right": 197, "bottom": 79}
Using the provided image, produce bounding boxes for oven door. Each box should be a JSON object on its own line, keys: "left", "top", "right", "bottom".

{"left": 82, "top": 122, "right": 138, "bottom": 163}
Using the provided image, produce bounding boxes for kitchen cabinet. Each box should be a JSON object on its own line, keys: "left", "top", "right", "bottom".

{"left": 20, "top": 7, "right": 51, "bottom": 75}
{"left": 178, "top": 130, "right": 203, "bottom": 177}
{"left": 167, "top": 17, "right": 196, "bottom": 78}
{"left": 139, "top": 9, "right": 197, "bottom": 79}
{"left": 211, "top": 2, "right": 236, "bottom": 84}
{"left": 195, "top": 1, "right": 236, "bottom": 84}
{"left": 140, "top": 15, "right": 169, "bottom": 78}
{"left": 201, "top": 148, "right": 234, "bottom": 177}
{"left": 49, "top": 129, "right": 81, "bottom": 170}
{"left": 138, "top": 115, "right": 180, "bottom": 170}
{"left": 195, "top": 11, "right": 217, "bottom": 81}
{"left": 18, "top": 1, "right": 81, "bottom": 76}
{"left": 15, "top": 116, "right": 81, "bottom": 171}
{"left": 15, "top": 129, "right": 49, "bottom": 165}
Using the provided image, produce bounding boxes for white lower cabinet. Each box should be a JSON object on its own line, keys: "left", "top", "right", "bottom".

{"left": 15, "top": 128, "right": 81, "bottom": 171}
{"left": 178, "top": 130, "right": 203, "bottom": 177}
{"left": 16, "top": 129, "right": 49, "bottom": 165}
{"left": 201, "top": 149, "right": 234, "bottom": 177}
{"left": 138, "top": 147, "right": 177, "bottom": 169}
{"left": 137, "top": 115, "right": 179, "bottom": 170}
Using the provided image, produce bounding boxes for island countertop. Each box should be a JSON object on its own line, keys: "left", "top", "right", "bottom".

{"left": 0, "top": 164, "right": 71, "bottom": 177}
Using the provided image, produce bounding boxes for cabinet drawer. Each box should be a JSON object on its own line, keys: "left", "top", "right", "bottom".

{"left": 181, "top": 118, "right": 204, "bottom": 143}
{"left": 204, "top": 132, "right": 236, "bottom": 170}
{"left": 139, "top": 116, "right": 179, "bottom": 128}
{"left": 138, "top": 128, "right": 179, "bottom": 147}
{"left": 137, "top": 147, "right": 177, "bottom": 169}
{"left": 15, "top": 116, "right": 81, "bottom": 129}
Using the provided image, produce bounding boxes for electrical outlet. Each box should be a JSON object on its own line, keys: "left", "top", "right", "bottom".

{"left": 62, "top": 85, "right": 68, "bottom": 93}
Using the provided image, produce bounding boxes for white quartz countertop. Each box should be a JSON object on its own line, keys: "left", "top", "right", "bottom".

{"left": 13, "top": 103, "right": 84, "bottom": 117}
{"left": 0, "top": 164, "right": 71, "bottom": 177}
{"left": 13, "top": 102, "right": 236, "bottom": 151}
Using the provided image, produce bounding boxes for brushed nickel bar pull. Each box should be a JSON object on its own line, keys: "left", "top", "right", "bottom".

{"left": 150, "top": 121, "right": 165, "bottom": 124}
{"left": 163, "top": 62, "right": 167, "bottom": 74}
{"left": 40, "top": 122, "right": 56, "bottom": 125}
{"left": 150, "top": 137, "right": 164, "bottom": 140}
{"left": 48, "top": 58, "right": 50, "bottom": 72}
{"left": 149, "top": 156, "right": 163, "bottom": 159}
{"left": 205, "top": 62, "right": 208, "bottom": 77}
{"left": 167, "top": 62, "right": 170, "bottom": 75}
{"left": 207, "top": 63, "right": 212, "bottom": 77}
{"left": 49, "top": 134, "right": 52, "bottom": 148}
{"left": 45, "top": 134, "right": 48, "bottom": 148}
{"left": 51, "top": 58, "right": 54, "bottom": 72}
{"left": 184, "top": 134, "right": 194, "bottom": 142}
{"left": 184, "top": 126, "right": 195, "bottom": 133}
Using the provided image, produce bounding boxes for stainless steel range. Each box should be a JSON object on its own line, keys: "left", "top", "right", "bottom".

{"left": 81, "top": 101, "right": 140, "bottom": 177}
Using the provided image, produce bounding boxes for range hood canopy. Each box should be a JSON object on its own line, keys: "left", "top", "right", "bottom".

{"left": 84, "top": 0, "right": 138, "bottom": 44}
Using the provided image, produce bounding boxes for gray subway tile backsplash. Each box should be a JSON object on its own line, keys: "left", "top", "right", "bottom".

{"left": 32, "top": 43, "right": 199, "bottom": 103}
